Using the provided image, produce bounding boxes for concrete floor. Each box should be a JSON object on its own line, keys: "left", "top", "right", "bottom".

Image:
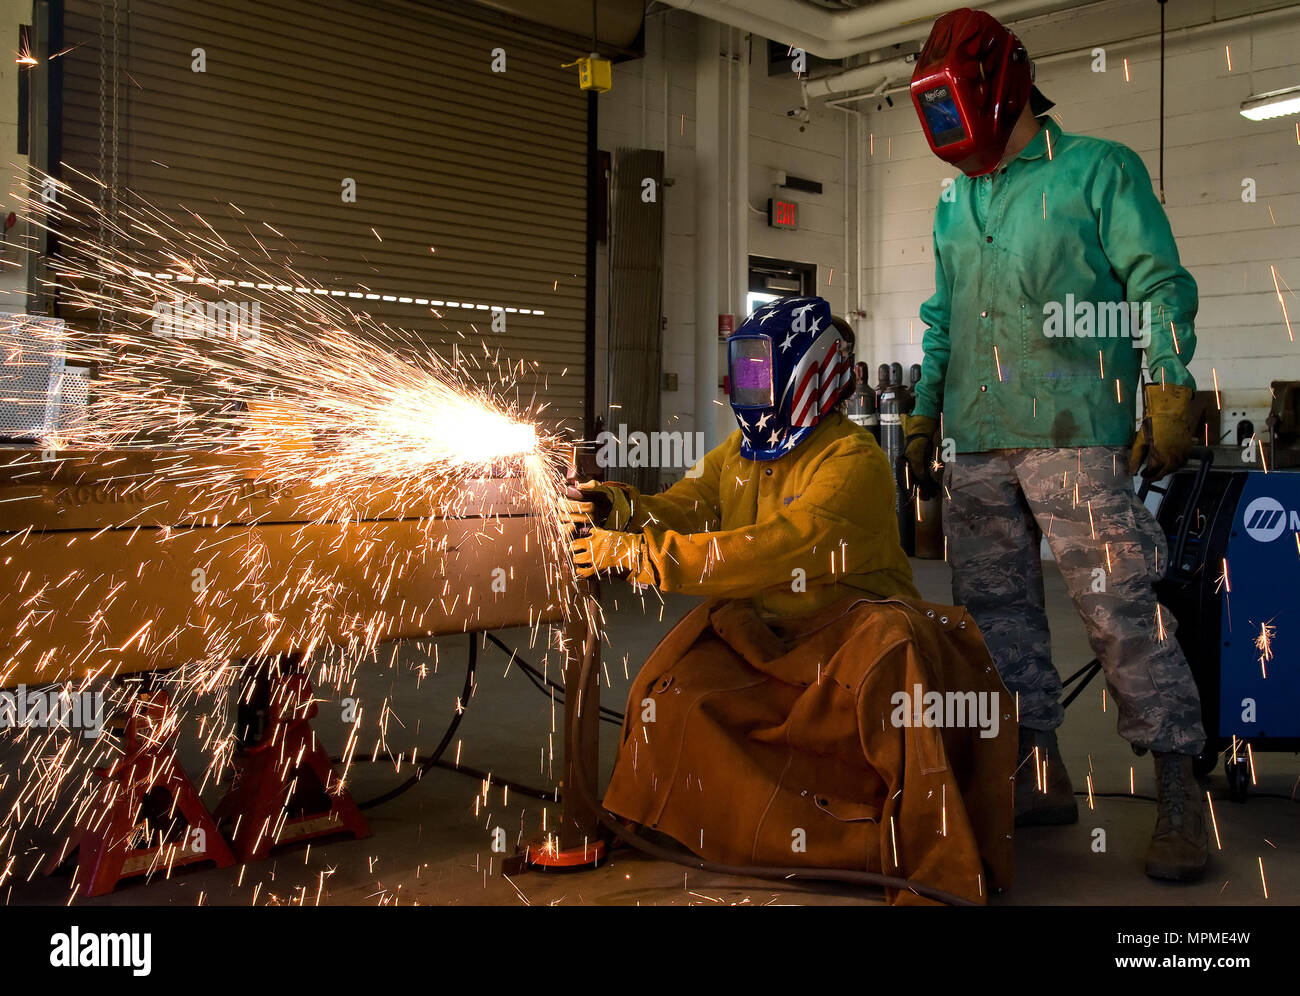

{"left": 7, "top": 558, "right": 1298, "bottom": 906}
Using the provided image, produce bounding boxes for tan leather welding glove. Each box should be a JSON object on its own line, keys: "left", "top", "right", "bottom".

{"left": 570, "top": 527, "right": 654, "bottom": 584}
{"left": 562, "top": 480, "right": 633, "bottom": 535}
{"left": 1130, "top": 383, "right": 1195, "bottom": 479}
{"left": 900, "top": 413, "right": 941, "bottom": 499}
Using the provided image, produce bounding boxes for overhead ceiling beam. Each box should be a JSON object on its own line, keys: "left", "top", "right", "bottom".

{"left": 661, "top": 0, "right": 1083, "bottom": 59}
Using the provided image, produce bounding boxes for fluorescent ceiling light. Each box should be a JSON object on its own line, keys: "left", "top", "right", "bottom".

{"left": 1240, "top": 86, "right": 1300, "bottom": 121}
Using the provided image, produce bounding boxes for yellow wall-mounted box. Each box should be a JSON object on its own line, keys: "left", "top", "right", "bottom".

{"left": 572, "top": 55, "right": 612, "bottom": 93}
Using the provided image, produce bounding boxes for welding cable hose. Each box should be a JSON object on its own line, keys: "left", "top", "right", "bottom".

{"left": 344, "top": 755, "right": 557, "bottom": 803}
{"left": 354, "top": 635, "right": 479, "bottom": 810}
{"left": 564, "top": 603, "right": 979, "bottom": 907}
{"left": 350, "top": 631, "right": 621, "bottom": 809}
{"left": 482, "top": 631, "right": 624, "bottom": 724}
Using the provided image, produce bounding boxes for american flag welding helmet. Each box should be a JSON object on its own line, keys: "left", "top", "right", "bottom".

{"left": 727, "top": 295, "right": 854, "bottom": 462}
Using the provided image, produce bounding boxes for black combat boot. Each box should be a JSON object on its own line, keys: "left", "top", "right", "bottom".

{"left": 1145, "top": 752, "right": 1208, "bottom": 881}
{"left": 1014, "top": 726, "right": 1078, "bottom": 826}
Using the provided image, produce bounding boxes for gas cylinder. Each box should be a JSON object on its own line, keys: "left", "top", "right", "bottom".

{"left": 847, "top": 362, "right": 880, "bottom": 441}
{"left": 878, "top": 365, "right": 914, "bottom": 556}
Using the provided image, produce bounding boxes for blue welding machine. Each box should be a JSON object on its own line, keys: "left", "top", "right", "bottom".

{"left": 1152, "top": 456, "right": 1300, "bottom": 799}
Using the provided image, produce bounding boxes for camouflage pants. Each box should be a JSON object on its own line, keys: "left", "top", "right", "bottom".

{"left": 944, "top": 446, "right": 1205, "bottom": 754}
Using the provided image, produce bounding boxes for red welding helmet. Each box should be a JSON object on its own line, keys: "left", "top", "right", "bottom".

{"left": 910, "top": 8, "right": 1032, "bottom": 177}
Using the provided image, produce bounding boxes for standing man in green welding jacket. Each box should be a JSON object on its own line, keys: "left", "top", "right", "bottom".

{"left": 901, "top": 8, "right": 1208, "bottom": 881}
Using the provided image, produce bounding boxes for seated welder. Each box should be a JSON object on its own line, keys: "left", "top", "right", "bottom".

{"left": 566, "top": 296, "right": 1016, "bottom": 905}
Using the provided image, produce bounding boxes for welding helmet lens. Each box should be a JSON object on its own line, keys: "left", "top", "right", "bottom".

{"left": 728, "top": 335, "right": 774, "bottom": 408}
{"left": 917, "top": 84, "right": 967, "bottom": 148}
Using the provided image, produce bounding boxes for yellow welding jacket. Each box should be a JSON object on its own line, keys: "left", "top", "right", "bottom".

{"left": 611, "top": 412, "right": 919, "bottom": 618}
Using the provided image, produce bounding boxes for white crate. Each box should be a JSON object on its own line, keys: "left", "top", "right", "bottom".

{"left": 0, "top": 313, "right": 69, "bottom": 440}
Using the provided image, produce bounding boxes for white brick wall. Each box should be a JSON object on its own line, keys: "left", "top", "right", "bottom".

{"left": 596, "top": 10, "right": 850, "bottom": 442}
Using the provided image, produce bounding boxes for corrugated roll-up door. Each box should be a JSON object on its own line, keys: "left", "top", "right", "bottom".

{"left": 58, "top": 0, "right": 589, "bottom": 429}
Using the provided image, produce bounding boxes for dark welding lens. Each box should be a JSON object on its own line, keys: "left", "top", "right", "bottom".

{"left": 728, "top": 336, "right": 774, "bottom": 408}
{"left": 920, "top": 85, "right": 967, "bottom": 147}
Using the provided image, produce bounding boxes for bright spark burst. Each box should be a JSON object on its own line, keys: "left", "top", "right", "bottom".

{"left": 0, "top": 170, "right": 587, "bottom": 899}
{"left": 1255, "top": 621, "right": 1275, "bottom": 678}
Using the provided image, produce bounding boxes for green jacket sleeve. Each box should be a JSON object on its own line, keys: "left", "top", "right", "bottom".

{"left": 637, "top": 444, "right": 900, "bottom": 598}
{"left": 914, "top": 219, "right": 954, "bottom": 420}
{"left": 1092, "top": 145, "right": 1198, "bottom": 390}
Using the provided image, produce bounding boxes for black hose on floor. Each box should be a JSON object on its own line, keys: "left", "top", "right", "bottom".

{"left": 342, "top": 754, "right": 557, "bottom": 803}
{"left": 355, "top": 634, "right": 478, "bottom": 810}
{"left": 483, "top": 631, "right": 624, "bottom": 725}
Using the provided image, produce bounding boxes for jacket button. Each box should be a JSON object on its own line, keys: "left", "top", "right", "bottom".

{"left": 985, "top": 235, "right": 993, "bottom": 243}
{"left": 980, "top": 385, "right": 988, "bottom": 392}
{"left": 764, "top": 467, "right": 773, "bottom": 476}
{"left": 980, "top": 310, "right": 988, "bottom": 318}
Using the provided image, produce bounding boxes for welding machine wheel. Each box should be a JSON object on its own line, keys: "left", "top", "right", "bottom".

{"left": 1224, "top": 750, "right": 1251, "bottom": 803}
{"left": 1191, "top": 744, "right": 1218, "bottom": 781}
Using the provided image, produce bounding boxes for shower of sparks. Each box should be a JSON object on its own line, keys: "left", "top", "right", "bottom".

{"left": 1255, "top": 621, "right": 1275, "bottom": 678}
{"left": 1272, "top": 265, "right": 1295, "bottom": 341}
{"left": 0, "top": 170, "right": 588, "bottom": 899}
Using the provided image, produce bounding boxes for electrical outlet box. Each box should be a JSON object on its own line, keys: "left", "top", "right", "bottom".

{"left": 573, "top": 55, "right": 612, "bottom": 93}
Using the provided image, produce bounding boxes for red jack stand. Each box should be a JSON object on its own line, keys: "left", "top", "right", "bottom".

{"left": 45, "top": 688, "right": 235, "bottom": 898}
{"left": 215, "top": 655, "right": 369, "bottom": 862}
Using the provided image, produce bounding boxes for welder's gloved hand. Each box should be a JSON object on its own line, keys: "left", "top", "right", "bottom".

{"left": 562, "top": 480, "right": 632, "bottom": 536}
{"left": 900, "top": 413, "right": 941, "bottom": 500}
{"left": 570, "top": 527, "right": 653, "bottom": 583}
{"left": 1129, "top": 383, "right": 1195, "bottom": 480}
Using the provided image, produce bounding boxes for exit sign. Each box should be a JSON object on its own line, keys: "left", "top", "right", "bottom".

{"left": 767, "top": 197, "right": 799, "bottom": 230}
